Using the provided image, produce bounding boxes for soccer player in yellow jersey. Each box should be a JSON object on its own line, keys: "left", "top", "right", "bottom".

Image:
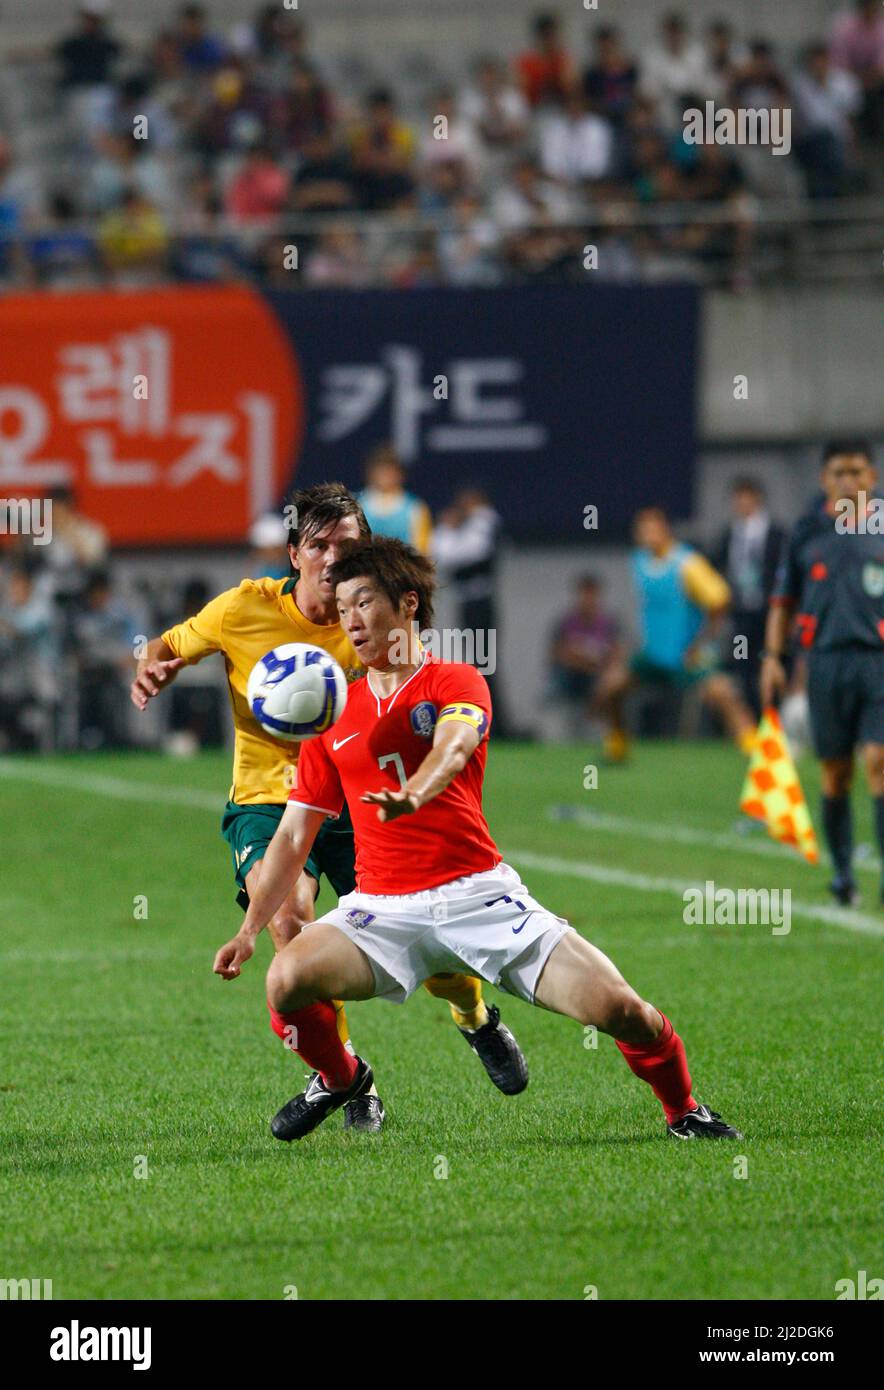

{"left": 131, "top": 483, "right": 528, "bottom": 1130}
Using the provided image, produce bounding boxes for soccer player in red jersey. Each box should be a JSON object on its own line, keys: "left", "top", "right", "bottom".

{"left": 214, "top": 537, "right": 741, "bottom": 1142}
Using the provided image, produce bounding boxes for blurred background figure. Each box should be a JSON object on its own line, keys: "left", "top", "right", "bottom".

{"left": 829, "top": 0, "right": 884, "bottom": 143}
{"left": 433, "top": 486, "right": 513, "bottom": 737}
{"left": 0, "top": 561, "right": 60, "bottom": 752}
{"left": 71, "top": 569, "right": 139, "bottom": 750}
{"left": 546, "top": 574, "right": 622, "bottom": 741}
{"left": 516, "top": 11, "right": 575, "bottom": 111}
{"left": 710, "top": 478, "right": 786, "bottom": 716}
{"left": 596, "top": 508, "right": 755, "bottom": 758}
{"left": 38, "top": 487, "right": 109, "bottom": 606}
{"left": 248, "top": 514, "right": 291, "bottom": 581}
{"left": 358, "top": 444, "right": 433, "bottom": 554}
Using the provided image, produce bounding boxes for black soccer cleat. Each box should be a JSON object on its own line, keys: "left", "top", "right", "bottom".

{"left": 667, "top": 1103, "right": 742, "bottom": 1141}
{"left": 343, "top": 1091, "right": 386, "bottom": 1133}
{"left": 829, "top": 876, "right": 859, "bottom": 907}
{"left": 270, "top": 1057, "right": 374, "bottom": 1141}
{"left": 458, "top": 1003, "right": 528, "bottom": 1095}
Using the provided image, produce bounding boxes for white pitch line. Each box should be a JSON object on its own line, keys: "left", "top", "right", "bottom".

{"left": 0, "top": 758, "right": 219, "bottom": 811}
{"left": 504, "top": 848, "right": 884, "bottom": 938}
{"left": 547, "top": 804, "right": 881, "bottom": 876}
{"left": 1, "top": 758, "right": 881, "bottom": 938}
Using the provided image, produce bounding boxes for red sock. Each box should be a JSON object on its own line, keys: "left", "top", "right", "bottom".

{"left": 615, "top": 1013, "right": 696, "bottom": 1125}
{"left": 269, "top": 1001, "right": 357, "bottom": 1091}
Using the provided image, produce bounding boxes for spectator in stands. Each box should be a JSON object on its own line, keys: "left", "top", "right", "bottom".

{"left": 56, "top": 2, "right": 121, "bottom": 145}
{"left": 98, "top": 187, "right": 169, "bottom": 284}
{"left": 0, "top": 562, "right": 59, "bottom": 752}
{"left": 358, "top": 445, "right": 433, "bottom": 553}
{"left": 148, "top": 29, "right": 193, "bottom": 134}
{"left": 114, "top": 74, "right": 181, "bottom": 153}
{"left": 516, "top": 11, "right": 576, "bottom": 110}
{"left": 493, "top": 153, "right": 573, "bottom": 230}
{"left": 350, "top": 88, "right": 416, "bottom": 210}
{"left": 460, "top": 57, "right": 529, "bottom": 161}
{"left": 28, "top": 191, "right": 99, "bottom": 289}
{"left": 270, "top": 60, "right": 335, "bottom": 154}
{"left": 830, "top": 0, "right": 884, "bottom": 140}
{"left": 0, "top": 135, "right": 42, "bottom": 283}
{"left": 225, "top": 142, "right": 289, "bottom": 223}
{"left": 437, "top": 191, "right": 499, "bottom": 286}
{"left": 729, "top": 39, "right": 791, "bottom": 113}
{"left": 710, "top": 478, "right": 785, "bottom": 715}
{"left": 793, "top": 43, "right": 862, "bottom": 197}
{"left": 582, "top": 25, "right": 639, "bottom": 128}
{"left": 303, "top": 227, "right": 370, "bottom": 287}
{"left": 73, "top": 571, "right": 139, "bottom": 750}
{"left": 639, "top": 13, "right": 713, "bottom": 128}
{"left": 420, "top": 88, "right": 482, "bottom": 184}
{"left": 728, "top": 41, "right": 797, "bottom": 197}
{"left": 684, "top": 143, "right": 756, "bottom": 287}
{"left": 196, "top": 57, "right": 272, "bottom": 156}
{"left": 704, "top": 20, "right": 746, "bottom": 101}
{"left": 538, "top": 87, "right": 614, "bottom": 185}
{"left": 175, "top": 4, "right": 226, "bottom": 74}
{"left": 493, "top": 155, "right": 575, "bottom": 281}
{"left": 88, "top": 132, "right": 180, "bottom": 217}
{"left": 175, "top": 172, "right": 244, "bottom": 282}
{"left": 290, "top": 129, "right": 355, "bottom": 213}
{"left": 548, "top": 574, "right": 622, "bottom": 740}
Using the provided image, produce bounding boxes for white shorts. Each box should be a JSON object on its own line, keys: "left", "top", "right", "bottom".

{"left": 318, "top": 862, "right": 573, "bottom": 1004}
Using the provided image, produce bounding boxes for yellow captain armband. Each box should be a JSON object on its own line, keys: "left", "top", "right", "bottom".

{"left": 437, "top": 702, "right": 489, "bottom": 738}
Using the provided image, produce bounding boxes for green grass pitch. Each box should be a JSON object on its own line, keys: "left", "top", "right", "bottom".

{"left": 1, "top": 741, "right": 881, "bottom": 1300}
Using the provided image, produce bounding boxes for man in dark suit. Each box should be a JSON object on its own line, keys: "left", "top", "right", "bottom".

{"left": 711, "top": 477, "right": 785, "bottom": 714}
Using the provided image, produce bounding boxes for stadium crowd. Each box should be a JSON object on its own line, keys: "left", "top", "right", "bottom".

{"left": 0, "top": 2, "right": 882, "bottom": 289}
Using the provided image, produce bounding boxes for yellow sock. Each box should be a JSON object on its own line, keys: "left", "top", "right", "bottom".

{"left": 333, "top": 999, "right": 350, "bottom": 1046}
{"left": 422, "top": 973, "right": 489, "bottom": 1030}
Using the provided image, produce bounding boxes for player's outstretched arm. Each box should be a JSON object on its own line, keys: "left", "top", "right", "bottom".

{"left": 130, "top": 637, "right": 185, "bottom": 709}
{"left": 362, "top": 721, "right": 481, "bottom": 822}
{"left": 213, "top": 805, "right": 325, "bottom": 980}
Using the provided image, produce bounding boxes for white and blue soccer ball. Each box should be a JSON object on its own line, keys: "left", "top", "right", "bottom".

{"left": 247, "top": 643, "right": 347, "bottom": 741}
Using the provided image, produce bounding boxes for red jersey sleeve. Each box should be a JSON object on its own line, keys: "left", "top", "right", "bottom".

{"left": 431, "top": 663, "right": 492, "bottom": 741}
{"left": 287, "top": 735, "right": 345, "bottom": 818}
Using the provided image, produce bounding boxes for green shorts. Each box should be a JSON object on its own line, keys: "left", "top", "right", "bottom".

{"left": 220, "top": 799, "right": 356, "bottom": 912}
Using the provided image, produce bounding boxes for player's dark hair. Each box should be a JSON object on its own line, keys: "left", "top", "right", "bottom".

{"left": 732, "top": 476, "right": 764, "bottom": 496}
{"left": 822, "top": 439, "right": 873, "bottom": 466}
{"left": 286, "top": 481, "right": 371, "bottom": 550}
{"left": 329, "top": 536, "right": 436, "bottom": 630}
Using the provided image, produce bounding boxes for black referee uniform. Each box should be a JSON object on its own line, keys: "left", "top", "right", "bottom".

{"left": 771, "top": 496, "right": 884, "bottom": 900}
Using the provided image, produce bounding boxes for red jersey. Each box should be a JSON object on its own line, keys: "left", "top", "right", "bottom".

{"left": 289, "top": 656, "right": 501, "bottom": 893}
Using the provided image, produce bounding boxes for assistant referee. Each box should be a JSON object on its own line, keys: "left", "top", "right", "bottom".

{"left": 762, "top": 441, "right": 884, "bottom": 907}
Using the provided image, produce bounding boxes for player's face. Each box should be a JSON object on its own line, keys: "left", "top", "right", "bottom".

{"left": 822, "top": 454, "right": 875, "bottom": 505}
{"left": 290, "top": 516, "right": 363, "bottom": 613}
{"left": 336, "top": 576, "right": 418, "bottom": 668}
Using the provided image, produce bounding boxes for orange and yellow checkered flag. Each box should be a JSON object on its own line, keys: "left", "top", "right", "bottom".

{"left": 740, "top": 708, "right": 819, "bottom": 863}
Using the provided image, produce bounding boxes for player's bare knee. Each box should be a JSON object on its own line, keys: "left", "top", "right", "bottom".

{"left": 269, "top": 910, "right": 308, "bottom": 950}
{"left": 601, "top": 986, "right": 651, "bottom": 1042}
{"left": 266, "top": 952, "right": 306, "bottom": 1013}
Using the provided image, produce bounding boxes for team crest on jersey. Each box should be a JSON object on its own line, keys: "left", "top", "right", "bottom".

{"left": 345, "top": 909, "right": 376, "bottom": 929}
{"left": 410, "top": 701, "right": 437, "bottom": 738}
{"left": 862, "top": 563, "right": 884, "bottom": 598}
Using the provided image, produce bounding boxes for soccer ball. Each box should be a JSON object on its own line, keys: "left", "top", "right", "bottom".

{"left": 247, "top": 643, "right": 347, "bottom": 741}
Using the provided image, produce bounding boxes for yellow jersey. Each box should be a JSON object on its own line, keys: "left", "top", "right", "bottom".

{"left": 161, "top": 577, "right": 362, "bottom": 806}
